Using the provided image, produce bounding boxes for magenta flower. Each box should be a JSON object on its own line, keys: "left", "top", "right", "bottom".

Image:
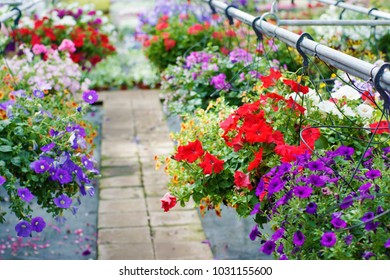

{"left": 361, "top": 212, "right": 374, "bottom": 223}
{"left": 31, "top": 217, "right": 46, "bottom": 232}
{"left": 32, "top": 44, "right": 47, "bottom": 55}
{"left": 210, "top": 73, "right": 231, "bottom": 90}
{"left": 384, "top": 238, "right": 390, "bottom": 249}
{"left": 321, "top": 232, "right": 337, "bottom": 247}
{"left": 54, "top": 194, "right": 72, "bottom": 208}
{"left": 293, "top": 230, "right": 305, "bottom": 247}
{"left": 293, "top": 186, "right": 313, "bottom": 199}
{"left": 17, "top": 188, "right": 34, "bottom": 202}
{"left": 58, "top": 39, "right": 76, "bottom": 53}
{"left": 271, "top": 228, "right": 285, "bottom": 241}
{"left": 15, "top": 220, "right": 32, "bottom": 237}
{"left": 82, "top": 90, "right": 99, "bottom": 104}
{"left": 340, "top": 195, "right": 354, "bottom": 209}
{"left": 331, "top": 217, "right": 347, "bottom": 229}
{"left": 260, "top": 240, "right": 276, "bottom": 255}
{"left": 365, "top": 169, "right": 381, "bottom": 179}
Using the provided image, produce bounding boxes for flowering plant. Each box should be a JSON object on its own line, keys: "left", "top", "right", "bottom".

{"left": 251, "top": 145, "right": 390, "bottom": 260}
{"left": 157, "top": 69, "right": 323, "bottom": 218}
{"left": 10, "top": 4, "right": 116, "bottom": 70}
{"left": 161, "top": 46, "right": 262, "bottom": 115}
{"left": 138, "top": 10, "right": 231, "bottom": 71}
{"left": 2, "top": 43, "right": 91, "bottom": 101}
{"left": 0, "top": 64, "right": 99, "bottom": 237}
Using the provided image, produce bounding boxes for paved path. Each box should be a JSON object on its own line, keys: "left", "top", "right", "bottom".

{"left": 97, "top": 90, "right": 213, "bottom": 260}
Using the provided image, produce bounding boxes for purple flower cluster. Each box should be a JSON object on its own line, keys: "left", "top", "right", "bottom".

{"left": 210, "top": 73, "right": 231, "bottom": 90}
{"left": 251, "top": 145, "right": 390, "bottom": 259}
{"left": 15, "top": 217, "right": 46, "bottom": 237}
{"left": 185, "top": 51, "right": 215, "bottom": 69}
{"left": 229, "top": 48, "right": 253, "bottom": 64}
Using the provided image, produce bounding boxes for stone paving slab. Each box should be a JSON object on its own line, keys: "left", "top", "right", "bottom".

{"left": 97, "top": 90, "right": 212, "bottom": 260}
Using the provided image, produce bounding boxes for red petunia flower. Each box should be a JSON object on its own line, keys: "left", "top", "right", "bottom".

{"left": 174, "top": 140, "right": 204, "bottom": 163}
{"left": 301, "top": 126, "right": 321, "bottom": 148}
{"left": 160, "top": 192, "right": 177, "bottom": 212}
{"left": 164, "top": 38, "right": 176, "bottom": 51}
{"left": 248, "top": 148, "right": 263, "bottom": 171}
{"left": 156, "top": 21, "right": 169, "bottom": 31}
{"left": 370, "top": 121, "right": 390, "bottom": 134}
{"left": 212, "top": 31, "right": 224, "bottom": 41}
{"left": 275, "top": 144, "right": 308, "bottom": 163}
{"left": 234, "top": 171, "right": 252, "bottom": 190}
{"left": 242, "top": 120, "right": 273, "bottom": 144}
{"left": 283, "top": 79, "right": 309, "bottom": 94}
{"left": 260, "top": 68, "right": 282, "bottom": 88}
{"left": 187, "top": 24, "right": 204, "bottom": 35}
{"left": 199, "top": 152, "right": 225, "bottom": 175}
{"left": 225, "top": 29, "right": 236, "bottom": 37}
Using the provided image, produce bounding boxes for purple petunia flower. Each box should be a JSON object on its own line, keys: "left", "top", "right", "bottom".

{"left": 82, "top": 90, "right": 99, "bottom": 104}
{"left": 31, "top": 217, "right": 46, "bottom": 232}
{"left": 256, "top": 178, "right": 265, "bottom": 196}
{"left": 30, "top": 159, "right": 50, "bottom": 174}
{"left": 33, "top": 89, "right": 45, "bottom": 98}
{"left": 293, "top": 186, "right": 313, "bottom": 199}
{"left": 307, "top": 160, "right": 325, "bottom": 171}
{"left": 250, "top": 203, "right": 261, "bottom": 215}
{"left": 54, "top": 168, "right": 73, "bottom": 185}
{"left": 365, "top": 169, "right": 381, "bottom": 179}
{"left": 268, "top": 177, "right": 285, "bottom": 196}
{"left": 365, "top": 221, "right": 379, "bottom": 232}
{"left": 340, "top": 195, "right": 354, "bottom": 209}
{"left": 210, "top": 73, "right": 231, "bottom": 90}
{"left": 15, "top": 220, "right": 32, "bottom": 237}
{"left": 331, "top": 217, "right": 347, "bottom": 229}
{"left": 271, "top": 228, "right": 285, "bottom": 241}
{"left": 40, "top": 142, "right": 56, "bottom": 153}
{"left": 362, "top": 252, "right": 375, "bottom": 260}
{"left": 17, "top": 188, "right": 34, "bottom": 202}
{"left": 308, "top": 174, "right": 326, "bottom": 187}
{"left": 376, "top": 206, "right": 384, "bottom": 215}
{"left": 54, "top": 194, "right": 72, "bottom": 208}
{"left": 334, "top": 146, "right": 354, "bottom": 157}
{"left": 279, "top": 254, "right": 288, "bottom": 260}
{"left": 321, "top": 232, "right": 337, "bottom": 247}
{"left": 293, "top": 231, "right": 305, "bottom": 247}
{"left": 249, "top": 225, "right": 260, "bottom": 241}
{"left": 306, "top": 202, "right": 317, "bottom": 214}
{"left": 277, "top": 243, "right": 284, "bottom": 254}
{"left": 358, "top": 182, "right": 372, "bottom": 193}
{"left": 344, "top": 235, "right": 353, "bottom": 245}
{"left": 81, "top": 155, "right": 94, "bottom": 170}
{"left": 229, "top": 48, "right": 253, "bottom": 64}
{"left": 260, "top": 240, "right": 276, "bottom": 255}
{"left": 384, "top": 238, "right": 390, "bottom": 249}
{"left": 361, "top": 212, "right": 374, "bottom": 223}
{"left": 0, "top": 175, "right": 6, "bottom": 186}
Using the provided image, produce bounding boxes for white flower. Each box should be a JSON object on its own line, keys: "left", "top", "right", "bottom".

{"left": 357, "top": 104, "right": 374, "bottom": 119}
{"left": 306, "top": 88, "right": 320, "bottom": 105}
{"left": 332, "top": 85, "right": 360, "bottom": 100}
{"left": 317, "top": 101, "right": 342, "bottom": 118}
{"left": 342, "top": 105, "right": 356, "bottom": 117}
{"left": 57, "top": 16, "right": 77, "bottom": 26}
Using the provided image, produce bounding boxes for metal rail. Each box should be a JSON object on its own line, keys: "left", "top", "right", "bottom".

{"left": 278, "top": 19, "right": 390, "bottom": 26}
{"left": 205, "top": 0, "right": 390, "bottom": 92}
{"left": 0, "top": 0, "right": 43, "bottom": 23}
{"left": 316, "top": 0, "right": 390, "bottom": 20}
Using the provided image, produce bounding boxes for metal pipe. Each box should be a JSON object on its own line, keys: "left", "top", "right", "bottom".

{"left": 0, "top": 1, "right": 24, "bottom": 5}
{"left": 0, "top": 0, "right": 43, "bottom": 23}
{"left": 278, "top": 19, "right": 390, "bottom": 26}
{"left": 205, "top": 0, "right": 390, "bottom": 91}
{"left": 316, "top": 0, "right": 390, "bottom": 20}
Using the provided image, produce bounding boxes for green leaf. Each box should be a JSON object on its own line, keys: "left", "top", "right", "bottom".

{"left": 11, "top": 157, "right": 21, "bottom": 166}
{"left": 0, "top": 145, "right": 12, "bottom": 152}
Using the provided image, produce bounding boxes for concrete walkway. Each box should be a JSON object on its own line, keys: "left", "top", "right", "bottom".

{"left": 97, "top": 90, "right": 213, "bottom": 260}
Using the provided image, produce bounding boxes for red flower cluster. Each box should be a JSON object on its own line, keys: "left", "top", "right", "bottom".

{"left": 221, "top": 92, "right": 321, "bottom": 167}
{"left": 234, "top": 171, "right": 252, "bottom": 190}
{"left": 11, "top": 12, "right": 115, "bottom": 71}
{"left": 370, "top": 121, "right": 390, "bottom": 134}
{"left": 174, "top": 140, "right": 225, "bottom": 175}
